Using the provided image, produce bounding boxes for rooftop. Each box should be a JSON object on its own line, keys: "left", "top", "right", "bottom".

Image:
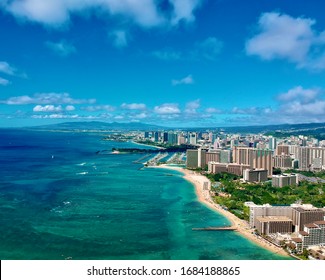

{"left": 304, "top": 223, "right": 319, "bottom": 229}
{"left": 256, "top": 216, "right": 292, "bottom": 223}
{"left": 291, "top": 238, "right": 302, "bottom": 243}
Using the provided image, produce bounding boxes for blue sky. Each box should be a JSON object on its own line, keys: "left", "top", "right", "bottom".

{"left": 1, "top": 0, "right": 325, "bottom": 127}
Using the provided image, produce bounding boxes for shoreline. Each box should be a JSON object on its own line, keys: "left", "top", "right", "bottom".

{"left": 149, "top": 164, "right": 290, "bottom": 258}
{"left": 130, "top": 140, "right": 166, "bottom": 150}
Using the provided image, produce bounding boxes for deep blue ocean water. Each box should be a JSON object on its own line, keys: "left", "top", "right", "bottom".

{"left": 0, "top": 129, "right": 290, "bottom": 260}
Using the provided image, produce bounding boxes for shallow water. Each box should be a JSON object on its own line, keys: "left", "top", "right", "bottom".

{"left": 0, "top": 129, "right": 290, "bottom": 260}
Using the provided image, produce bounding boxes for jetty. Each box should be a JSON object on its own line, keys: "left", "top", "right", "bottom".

{"left": 192, "top": 226, "right": 237, "bottom": 231}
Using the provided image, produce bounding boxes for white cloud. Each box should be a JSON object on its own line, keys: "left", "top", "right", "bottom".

{"left": 185, "top": 99, "right": 200, "bottom": 114}
{"left": 231, "top": 106, "right": 273, "bottom": 115}
{"left": 154, "top": 103, "right": 180, "bottom": 114}
{"left": 193, "top": 37, "right": 223, "bottom": 60}
{"left": 32, "top": 114, "right": 79, "bottom": 119}
{"left": 0, "top": 77, "right": 10, "bottom": 86}
{"left": 81, "top": 105, "right": 115, "bottom": 112}
{"left": 283, "top": 100, "right": 325, "bottom": 115}
{"left": 227, "top": 86, "right": 325, "bottom": 124}
{"left": 33, "top": 105, "right": 62, "bottom": 112}
{"left": 45, "top": 40, "right": 76, "bottom": 56}
{"left": 133, "top": 112, "right": 147, "bottom": 119}
{"left": 33, "top": 104, "right": 75, "bottom": 113}
{"left": 65, "top": 105, "right": 76, "bottom": 111}
{"left": 246, "top": 12, "right": 325, "bottom": 70}
{"left": 1, "top": 0, "right": 165, "bottom": 27}
{"left": 0, "top": 61, "right": 16, "bottom": 75}
{"left": 109, "top": 30, "right": 128, "bottom": 48}
{"left": 172, "top": 74, "right": 194, "bottom": 86}
{"left": 2, "top": 93, "right": 96, "bottom": 105}
{"left": 169, "top": 0, "right": 202, "bottom": 25}
{"left": 277, "top": 86, "right": 320, "bottom": 103}
{"left": 277, "top": 87, "right": 325, "bottom": 116}
{"left": 121, "top": 103, "right": 146, "bottom": 110}
{"left": 0, "top": 0, "right": 206, "bottom": 34}
{"left": 205, "top": 107, "right": 222, "bottom": 114}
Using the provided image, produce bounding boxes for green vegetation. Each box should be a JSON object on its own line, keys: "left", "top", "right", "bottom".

{"left": 206, "top": 172, "right": 239, "bottom": 182}
{"left": 284, "top": 169, "right": 325, "bottom": 179}
{"left": 205, "top": 174, "right": 325, "bottom": 221}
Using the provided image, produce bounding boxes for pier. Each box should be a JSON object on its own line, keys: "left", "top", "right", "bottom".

{"left": 192, "top": 226, "right": 237, "bottom": 231}
{"left": 132, "top": 154, "right": 151, "bottom": 164}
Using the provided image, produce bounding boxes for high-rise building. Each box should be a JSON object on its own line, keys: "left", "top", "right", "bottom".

{"left": 269, "top": 137, "right": 277, "bottom": 150}
{"left": 255, "top": 216, "right": 293, "bottom": 235}
{"left": 296, "top": 147, "right": 325, "bottom": 170}
{"left": 276, "top": 145, "right": 290, "bottom": 156}
{"left": 178, "top": 135, "right": 186, "bottom": 145}
{"left": 232, "top": 147, "right": 273, "bottom": 176}
{"left": 208, "top": 162, "right": 250, "bottom": 176}
{"left": 168, "top": 132, "right": 178, "bottom": 145}
{"left": 163, "top": 132, "right": 168, "bottom": 143}
{"left": 272, "top": 174, "right": 298, "bottom": 187}
{"left": 247, "top": 204, "right": 293, "bottom": 228}
{"left": 154, "top": 132, "right": 159, "bottom": 142}
{"left": 243, "top": 169, "right": 268, "bottom": 182}
{"left": 292, "top": 206, "right": 325, "bottom": 231}
{"left": 186, "top": 149, "right": 207, "bottom": 169}
{"left": 273, "top": 155, "right": 292, "bottom": 169}
{"left": 298, "top": 221, "right": 325, "bottom": 248}
{"left": 189, "top": 133, "right": 197, "bottom": 145}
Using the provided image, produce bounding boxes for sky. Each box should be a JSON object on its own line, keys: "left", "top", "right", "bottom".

{"left": 1, "top": 0, "right": 325, "bottom": 128}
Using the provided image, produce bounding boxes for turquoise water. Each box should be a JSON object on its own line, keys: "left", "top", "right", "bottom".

{"left": 0, "top": 129, "right": 290, "bottom": 260}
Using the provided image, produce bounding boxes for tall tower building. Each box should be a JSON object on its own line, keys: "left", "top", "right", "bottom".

{"left": 233, "top": 147, "right": 273, "bottom": 176}
{"left": 269, "top": 137, "right": 277, "bottom": 150}
{"left": 189, "top": 133, "right": 197, "bottom": 145}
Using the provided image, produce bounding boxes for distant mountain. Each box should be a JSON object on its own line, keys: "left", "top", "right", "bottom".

{"left": 26, "top": 121, "right": 167, "bottom": 131}
{"left": 23, "top": 121, "right": 325, "bottom": 139}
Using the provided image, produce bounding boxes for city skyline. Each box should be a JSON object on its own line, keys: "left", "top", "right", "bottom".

{"left": 1, "top": 0, "right": 325, "bottom": 127}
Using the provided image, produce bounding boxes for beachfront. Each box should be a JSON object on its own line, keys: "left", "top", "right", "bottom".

{"left": 150, "top": 164, "right": 290, "bottom": 257}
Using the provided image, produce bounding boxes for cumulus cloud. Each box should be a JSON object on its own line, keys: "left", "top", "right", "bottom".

{"left": 133, "top": 112, "right": 148, "bottom": 119}
{"left": 81, "top": 105, "right": 115, "bottom": 112}
{"left": 172, "top": 74, "right": 194, "bottom": 86}
{"left": 154, "top": 103, "right": 180, "bottom": 114}
{"left": 45, "top": 40, "right": 76, "bottom": 56}
{"left": 33, "top": 105, "right": 63, "bottom": 112}
{"left": 205, "top": 107, "right": 222, "bottom": 114}
{"left": 227, "top": 86, "right": 325, "bottom": 124}
{"left": 246, "top": 12, "right": 325, "bottom": 70}
{"left": 169, "top": 0, "right": 202, "bottom": 25}
{"left": 0, "top": 0, "right": 203, "bottom": 28}
{"left": 121, "top": 103, "right": 146, "bottom": 110}
{"left": 32, "top": 114, "right": 79, "bottom": 119}
{"left": 185, "top": 99, "right": 200, "bottom": 114}
{"left": 277, "top": 86, "right": 320, "bottom": 103}
{"left": 1, "top": 0, "right": 164, "bottom": 27}
{"left": 33, "top": 104, "right": 76, "bottom": 112}
{"left": 277, "top": 87, "right": 325, "bottom": 117}
{"left": 0, "top": 77, "right": 10, "bottom": 86}
{"left": 1, "top": 92, "right": 96, "bottom": 105}
{"left": 0, "top": 61, "right": 16, "bottom": 75}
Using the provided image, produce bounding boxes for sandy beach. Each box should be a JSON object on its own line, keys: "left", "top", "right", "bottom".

{"left": 150, "top": 164, "right": 290, "bottom": 257}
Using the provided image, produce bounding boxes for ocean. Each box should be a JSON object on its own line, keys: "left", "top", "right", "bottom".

{"left": 0, "top": 129, "right": 289, "bottom": 260}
